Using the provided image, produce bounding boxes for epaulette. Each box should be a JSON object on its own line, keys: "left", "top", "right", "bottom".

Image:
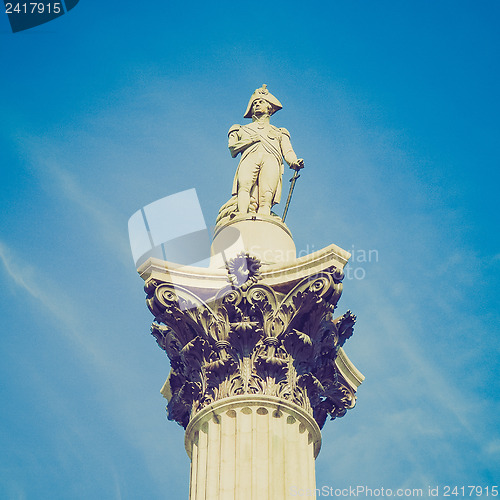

{"left": 228, "top": 124, "right": 241, "bottom": 136}
{"left": 279, "top": 127, "right": 291, "bottom": 137}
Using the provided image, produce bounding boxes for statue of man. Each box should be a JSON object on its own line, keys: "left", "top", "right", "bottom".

{"left": 228, "top": 85, "right": 304, "bottom": 216}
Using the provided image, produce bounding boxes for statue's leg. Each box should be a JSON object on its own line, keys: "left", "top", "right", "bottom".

{"left": 237, "top": 158, "right": 260, "bottom": 214}
{"left": 257, "top": 157, "right": 280, "bottom": 215}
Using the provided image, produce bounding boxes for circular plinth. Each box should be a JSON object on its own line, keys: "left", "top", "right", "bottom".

{"left": 211, "top": 214, "right": 296, "bottom": 266}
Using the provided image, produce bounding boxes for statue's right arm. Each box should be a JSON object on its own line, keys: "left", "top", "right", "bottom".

{"left": 228, "top": 124, "right": 259, "bottom": 158}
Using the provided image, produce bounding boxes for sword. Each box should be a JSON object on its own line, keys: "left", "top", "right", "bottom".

{"left": 282, "top": 162, "right": 303, "bottom": 222}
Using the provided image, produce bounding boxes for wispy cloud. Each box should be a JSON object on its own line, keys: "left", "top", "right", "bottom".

{"left": 360, "top": 277, "right": 498, "bottom": 468}
{"left": 11, "top": 134, "right": 132, "bottom": 270}
{"left": 43, "top": 161, "right": 131, "bottom": 268}
{"left": 0, "top": 240, "right": 185, "bottom": 492}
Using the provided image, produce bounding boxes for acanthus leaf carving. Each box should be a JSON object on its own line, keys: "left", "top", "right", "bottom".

{"left": 334, "top": 310, "right": 357, "bottom": 347}
{"left": 144, "top": 264, "right": 359, "bottom": 429}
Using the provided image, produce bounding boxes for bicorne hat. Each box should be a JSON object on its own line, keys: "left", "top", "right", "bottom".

{"left": 243, "top": 84, "right": 283, "bottom": 118}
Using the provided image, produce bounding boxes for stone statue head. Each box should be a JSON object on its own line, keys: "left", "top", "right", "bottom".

{"left": 243, "top": 84, "right": 283, "bottom": 118}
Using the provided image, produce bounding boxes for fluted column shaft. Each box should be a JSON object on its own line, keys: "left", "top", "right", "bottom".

{"left": 185, "top": 395, "right": 321, "bottom": 500}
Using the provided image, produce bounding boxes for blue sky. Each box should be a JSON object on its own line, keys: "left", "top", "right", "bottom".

{"left": 1, "top": 1, "right": 499, "bottom": 498}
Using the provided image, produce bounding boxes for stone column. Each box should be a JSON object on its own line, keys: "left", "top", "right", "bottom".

{"left": 185, "top": 395, "right": 320, "bottom": 500}
{"left": 139, "top": 240, "right": 363, "bottom": 499}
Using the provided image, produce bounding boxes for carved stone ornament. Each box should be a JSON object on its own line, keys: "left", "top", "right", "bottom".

{"left": 144, "top": 253, "right": 359, "bottom": 430}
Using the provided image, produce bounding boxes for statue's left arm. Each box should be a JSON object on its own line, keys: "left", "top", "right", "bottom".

{"left": 280, "top": 128, "right": 304, "bottom": 170}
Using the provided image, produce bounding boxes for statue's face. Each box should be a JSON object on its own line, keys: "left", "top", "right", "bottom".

{"left": 252, "top": 98, "right": 273, "bottom": 116}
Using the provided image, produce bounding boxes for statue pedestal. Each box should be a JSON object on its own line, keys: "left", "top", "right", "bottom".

{"left": 211, "top": 214, "right": 296, "bottom": 266}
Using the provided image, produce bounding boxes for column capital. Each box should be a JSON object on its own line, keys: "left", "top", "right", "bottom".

{"left": 143, "top": 249, "right": 363, "bottom": 430}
